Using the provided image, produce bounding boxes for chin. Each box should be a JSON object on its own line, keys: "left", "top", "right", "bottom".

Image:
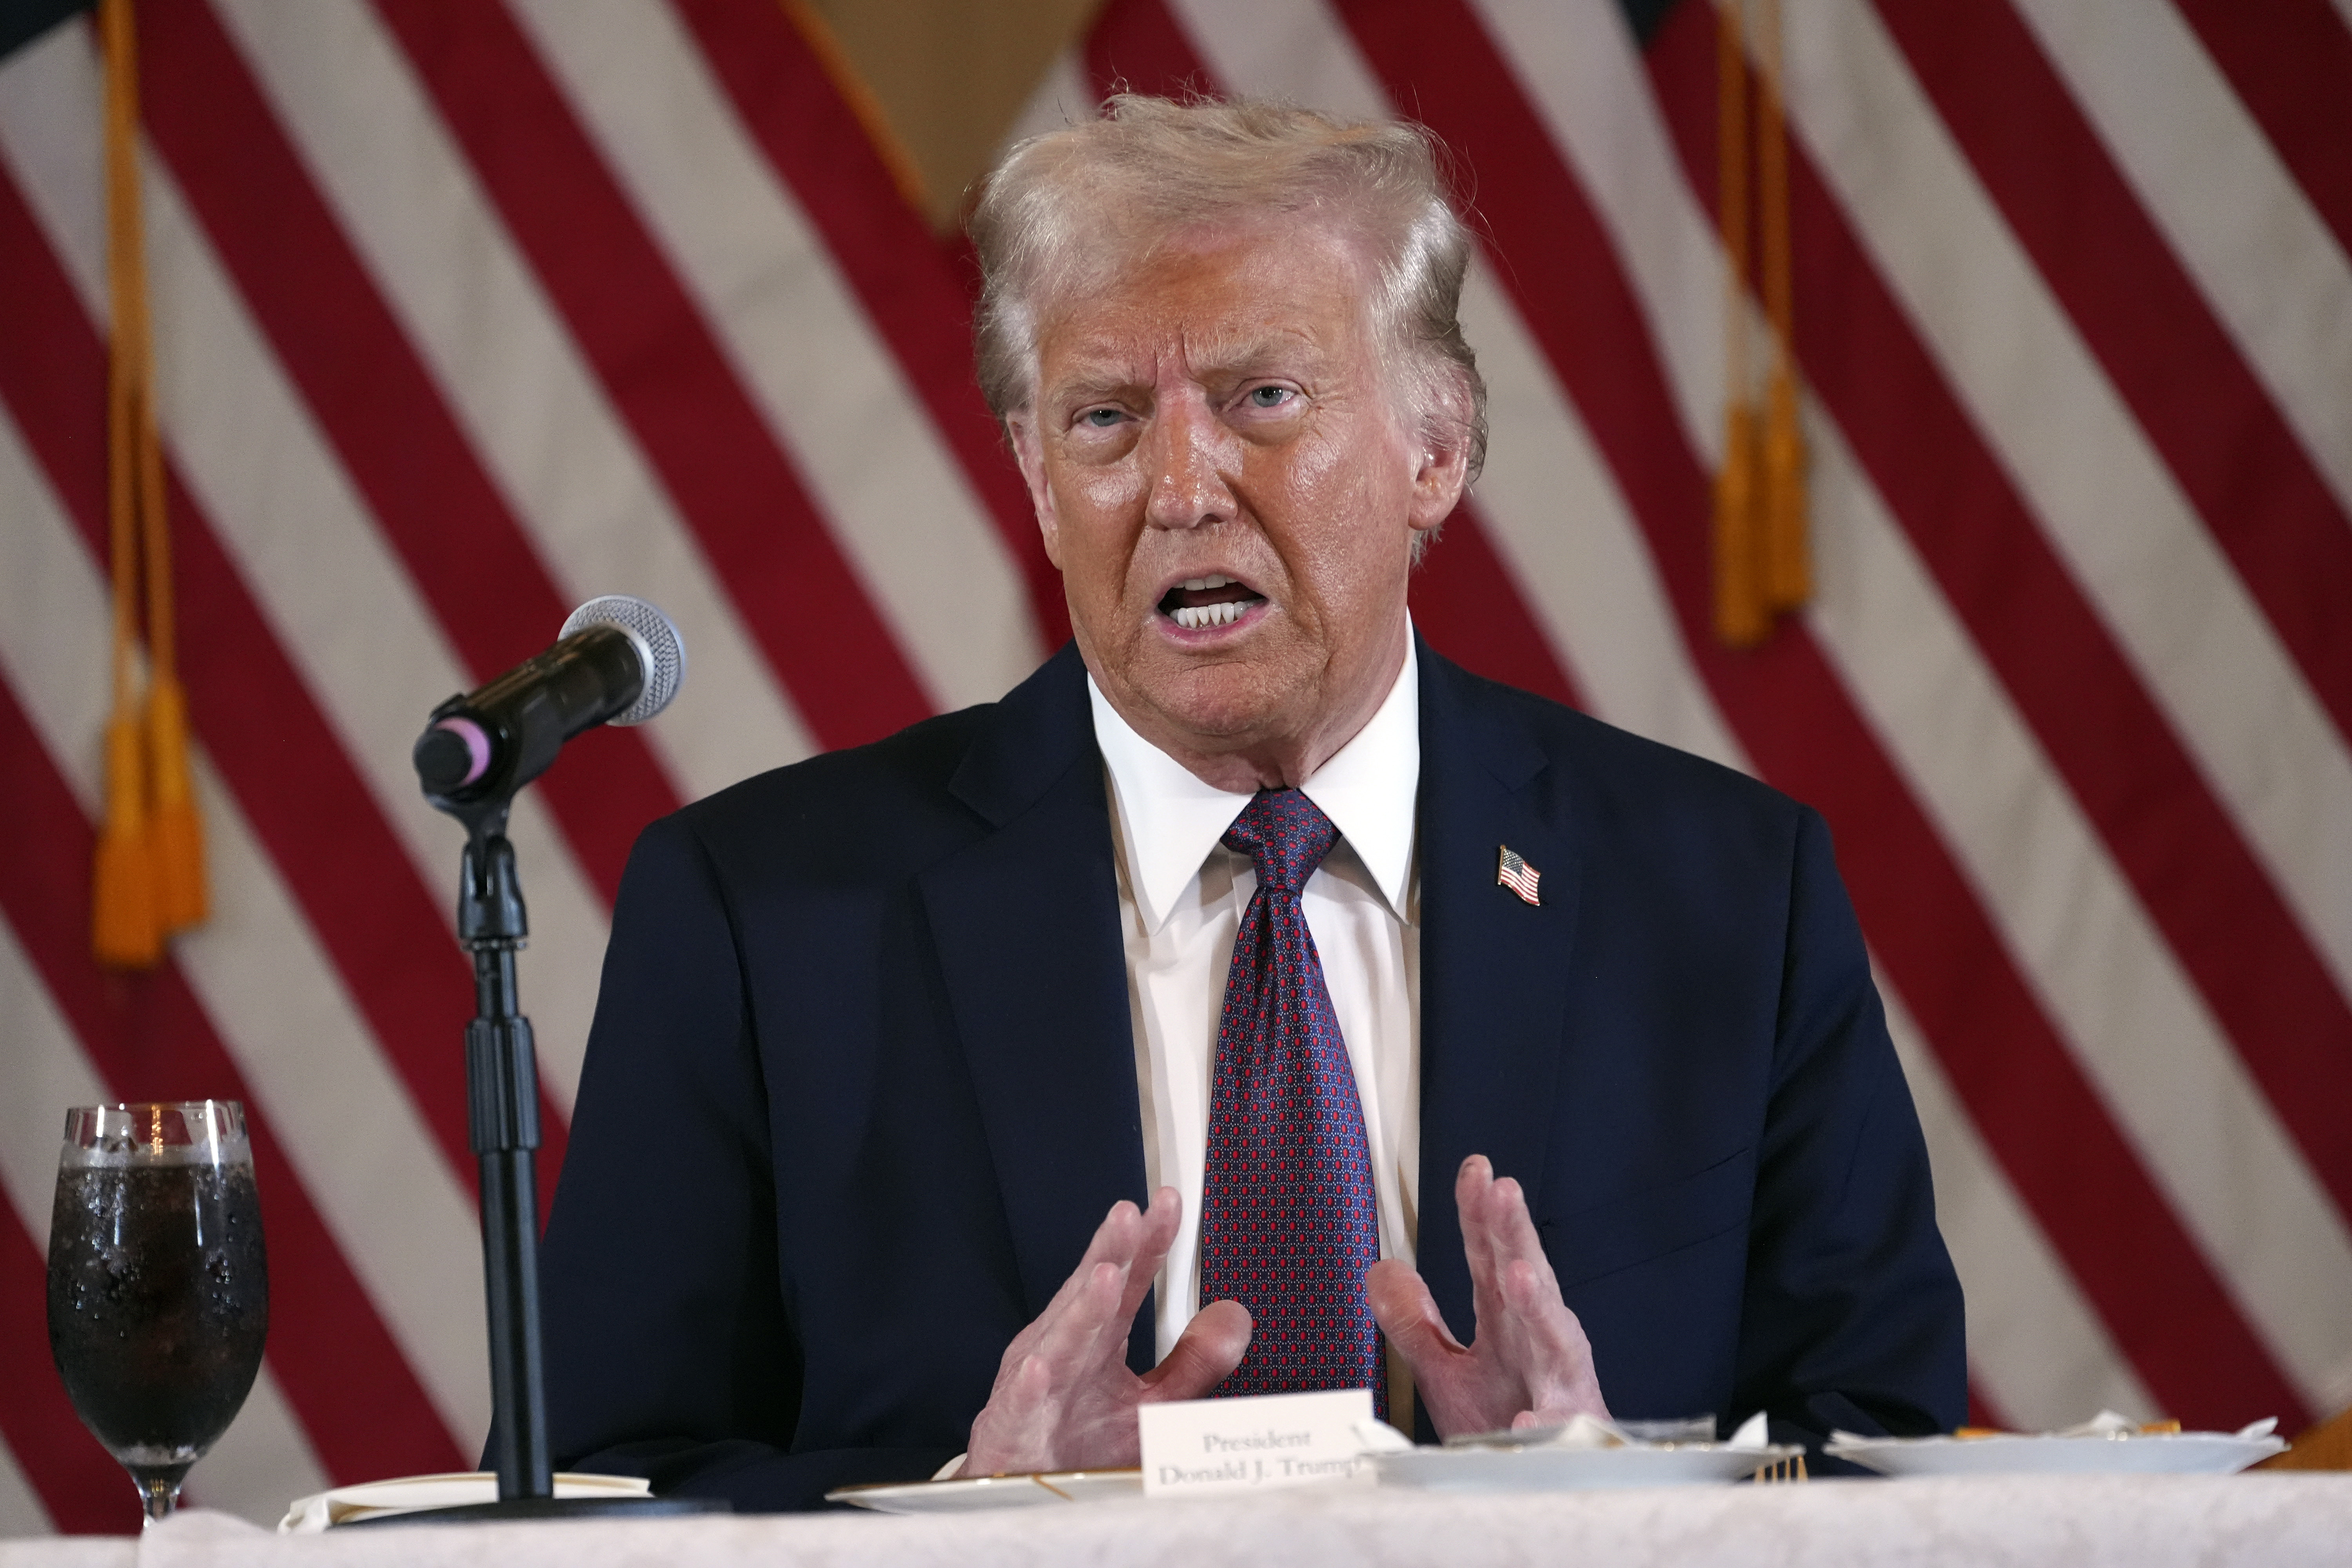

{"left": 1139, "top": 667, "right": 1302, "bottom": 748}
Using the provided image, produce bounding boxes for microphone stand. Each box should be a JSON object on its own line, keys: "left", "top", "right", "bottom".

{"left": 352, "top": 788, "right": 725, "bottom": 1526}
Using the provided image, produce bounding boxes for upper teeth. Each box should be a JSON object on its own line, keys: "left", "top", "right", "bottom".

{"left": 1180, "top": 575, "right": 1236, "bottom": 591}
{"left": 1172, "top": 600, "right": 1249, "bottom": 630}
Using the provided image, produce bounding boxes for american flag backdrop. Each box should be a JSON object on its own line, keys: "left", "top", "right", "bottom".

{"left": 2, "top": 0, "right": 2348, "bottom": 1533}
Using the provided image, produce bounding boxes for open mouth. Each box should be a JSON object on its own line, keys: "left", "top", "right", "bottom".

{"left": 1157, "top": 573, "right": 1268, "bottom": 631}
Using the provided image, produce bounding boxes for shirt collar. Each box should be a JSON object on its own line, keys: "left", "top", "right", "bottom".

{"left": 1089, "top": 631, "right": 1420, "bottom": 933}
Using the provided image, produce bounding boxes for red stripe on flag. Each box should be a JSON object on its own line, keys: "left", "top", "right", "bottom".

{"left": 1085, "top": 0, "right": 1218, "bottom": 97}
{"left": 0, "top": 1191, "right": 130, "bottom": 1532}
{"left": 1647, "top": 6, "right": 2352, "bottom": 1221}
{"left": 0, "top": 679, "right": 468, "bottom": 1485}
{"left": 0, "top": 159, "right": 570, "bottom": 1218}
{"left": 368, "top": 0, "right": 938, "bottom": 749}
{"left": 138, "top": 0, "right": 677, "bottom": 898}
{"left": 667, "top": 0, "right": 1069, "bottom": 650}
{"left": 1330, "top": 0, "right": 2310, "bottom": 1431}
{"left": 1881, "top": 0, "right": 2352, "bottom": 748}
{"left": 2173, "top": 0, "right": 2352, "bottom": 266}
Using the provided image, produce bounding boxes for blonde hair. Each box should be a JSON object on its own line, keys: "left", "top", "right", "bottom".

{"left": 968, "top": 94, "right": 1486, "bottom": 484}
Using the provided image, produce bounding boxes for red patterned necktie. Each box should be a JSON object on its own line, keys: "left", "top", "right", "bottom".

{"left": 1199, "top": 789, "right": 1387, "bottom": 1417}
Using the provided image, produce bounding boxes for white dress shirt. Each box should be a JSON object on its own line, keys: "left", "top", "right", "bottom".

{"left": 1089, "top": 636, "right": 1422, "bottom": 1361}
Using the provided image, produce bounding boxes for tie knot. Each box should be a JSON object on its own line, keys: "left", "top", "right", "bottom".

{"left": 1222, "top": 789, "right": 1338, "bottom": 895}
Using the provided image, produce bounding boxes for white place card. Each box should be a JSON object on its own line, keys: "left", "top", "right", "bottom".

{"left": 1138, "top": 1388, "right": 1376, "bottom": 1498}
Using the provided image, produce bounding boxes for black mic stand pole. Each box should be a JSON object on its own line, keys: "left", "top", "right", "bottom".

{"left": 351, "top": 788, "right": 724, "bottom": 1527}
{"left": 457, "top": 802, "right": 552, "bottom": 1501}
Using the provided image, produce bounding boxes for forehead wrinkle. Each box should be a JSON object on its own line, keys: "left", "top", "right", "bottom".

{"left": 1178, "top": 320, "right": 1330, "bottom": 383}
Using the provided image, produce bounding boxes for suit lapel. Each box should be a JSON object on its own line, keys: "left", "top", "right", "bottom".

{"left": 919, "top": 646, "right": 1151, "bottom": 1347}
{"left": 1414, "top": 644, "right": 1584, "bottom": 1348}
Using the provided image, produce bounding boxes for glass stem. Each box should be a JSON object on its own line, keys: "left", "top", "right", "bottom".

{"left": 138, "top": 1474, "right": 181, "bottom": 1526}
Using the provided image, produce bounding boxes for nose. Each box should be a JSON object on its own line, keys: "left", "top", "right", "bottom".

{"left": 1142, "top": 390, "right": 1239, "bottom": 532}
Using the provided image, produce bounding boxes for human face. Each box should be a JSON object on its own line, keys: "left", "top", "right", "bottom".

{"left": 1009, "top": 219, "right": 1466, "bottom": 789}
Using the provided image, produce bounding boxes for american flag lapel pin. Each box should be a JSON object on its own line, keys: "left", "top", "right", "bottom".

{"left": 1497, "top": 845, "right": 1542, "bottom": 906}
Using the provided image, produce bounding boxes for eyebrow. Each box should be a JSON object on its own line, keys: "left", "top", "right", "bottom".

{"left": 1044, "top": 326, "right": 1329, "bottom": 405}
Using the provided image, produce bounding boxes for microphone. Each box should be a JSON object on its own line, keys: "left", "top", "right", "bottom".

{"left": 413, "top": 595, "right": 687, "bottom": 804}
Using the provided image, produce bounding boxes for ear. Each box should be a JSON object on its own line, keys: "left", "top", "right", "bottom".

{"left": 1007, "top": 413, "right": 1065, "bottom": 569}
{"left": 1405, "top": 373, "right": 1474, "bottom": 536}
{"left": 1407, "top": 433, "right": 1471, "bottom": 536}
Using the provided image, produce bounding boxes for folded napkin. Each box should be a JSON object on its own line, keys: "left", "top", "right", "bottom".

{"left": 279, "top": 1471, "right": 653, "bottom": 1532}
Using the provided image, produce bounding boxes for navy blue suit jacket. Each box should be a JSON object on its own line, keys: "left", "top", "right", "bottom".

{"left": 538, "top": 639, "right": 1964, "bottom": 1510}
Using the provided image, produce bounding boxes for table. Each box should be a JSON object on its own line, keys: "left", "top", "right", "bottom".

{"left": 7, "top": 1474, "right": 2352, "bottom": 1567}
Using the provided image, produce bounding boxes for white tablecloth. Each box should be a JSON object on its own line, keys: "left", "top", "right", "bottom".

{"left": 7, "top": 1474, "right": 2351, "bottom": 1567}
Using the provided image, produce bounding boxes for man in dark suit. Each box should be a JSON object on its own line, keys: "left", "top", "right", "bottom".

{"left": 538, "top": 97, "right": 1964, "bottom": 1510}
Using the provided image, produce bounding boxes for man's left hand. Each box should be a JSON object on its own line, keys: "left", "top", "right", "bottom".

{"left": 1368, "top": 1154, "right": 1609, "bottom": 1436}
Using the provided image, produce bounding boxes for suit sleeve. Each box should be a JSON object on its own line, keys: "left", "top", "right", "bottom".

{"left": 1728, "top": 805, "right": 1968, "bottom": 1449}
{"left": 537, "top": 816, "right": 956, "bottom": 1509}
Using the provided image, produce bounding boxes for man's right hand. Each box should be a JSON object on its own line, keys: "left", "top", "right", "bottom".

{"left": 960, "top": 1187, "right": 1252, "bottom": 1476}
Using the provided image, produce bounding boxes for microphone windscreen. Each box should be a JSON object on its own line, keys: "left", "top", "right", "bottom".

{"left": 560, "top": 595, "right": 688, "bottom": 724}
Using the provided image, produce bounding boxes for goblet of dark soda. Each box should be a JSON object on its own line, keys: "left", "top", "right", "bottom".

{"left": 46, "top": 1102, "right": 269, "bottom": 1526}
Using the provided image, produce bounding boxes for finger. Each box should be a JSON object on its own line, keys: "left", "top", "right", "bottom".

{"left": 1033, "top": 1258, "right": 1131, "bottom": 1381}
{"left": 1040, "top": 1200, "right": 1145, "bottom": 1318}
{"left": 1484, "top": 1176, "right": 1559, "bottom": 1295}
{"left": 1457, "top": 1156, "right": 1510, "bottom": 1327}
{"left": 1117, "top": 1187, "right": 1182, "bottom": 1325}
{"left": 1370, "top": 1258, "right": 1493, "bottom": 1437}
{"left": 1455, "top": 1155, "right": 1497, "bottom": 1279}
{"left": 1368, "top": 1258, "right": 1467, "bottom": 1362}
{"left": 1140, "top": 1299, "right": 1252, "bottom": 1401}
{"left": 1499, "top": 1257, "right": 1609, "bottom": 1423}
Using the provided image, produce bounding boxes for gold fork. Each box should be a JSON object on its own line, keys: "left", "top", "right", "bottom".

{"left": 1751, "top": 1454, "right": 1809, "bottom": 1484}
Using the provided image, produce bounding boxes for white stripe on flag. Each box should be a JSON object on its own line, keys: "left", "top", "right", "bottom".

{"left": 1880, "top": 976, "right": 2162, "bottom": 1428}
{"left": 2011, "top": 0, "right": 2352, "bottom": 517}
{"left": 507, "top": 0, "right": 1044, "bottom": 714}
{"left": 0, "top": 1437, "right": 48, "bottom": 1539}
{"left": 210, "top": 0, "right": 819, "bottom": 803}
{"left": 1779, "top": 0, "right": 2352, "bottom": 1001}
{"left": 0, "top": 924, "right": 104, "bottom": 1265}
{"left": 1004, "top": 47, "right": 1092, "bottom": 146}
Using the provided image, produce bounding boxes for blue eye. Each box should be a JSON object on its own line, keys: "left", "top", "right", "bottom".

{"left": 1248, "top": 386, "right": 1292, "bottom": 408}
{"left": 1080, "top": 407, "right": 1123, "bottom": 428}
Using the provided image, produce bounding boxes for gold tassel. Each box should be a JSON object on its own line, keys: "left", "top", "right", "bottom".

{"left": 1713, "top": 0, "right": 1768, "bottom": 648}
{"left": 138, "top": 326, "right": 203, "bottom": 930}
{"left": 147, "top": 673, "right": 205, "bottom": 931}
{"left": 1754, "top": 0, "right": 1808, "bottom": 613}
{"left": 93, "top": 0, "right": 201, "bottom": 966}
{"left": 94, "top": 711, "right": 160, "bottom": 969}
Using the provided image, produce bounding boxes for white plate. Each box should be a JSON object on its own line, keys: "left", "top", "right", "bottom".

{"left": 1824, "top": 1432, "right": 2287, "bottom": 1477}
{"left": 826, "top": 1469, "right": 1144, "bottom": 1514}
{"left": 1372, "top": 1441, "right": 1804, "bottom": 1492}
